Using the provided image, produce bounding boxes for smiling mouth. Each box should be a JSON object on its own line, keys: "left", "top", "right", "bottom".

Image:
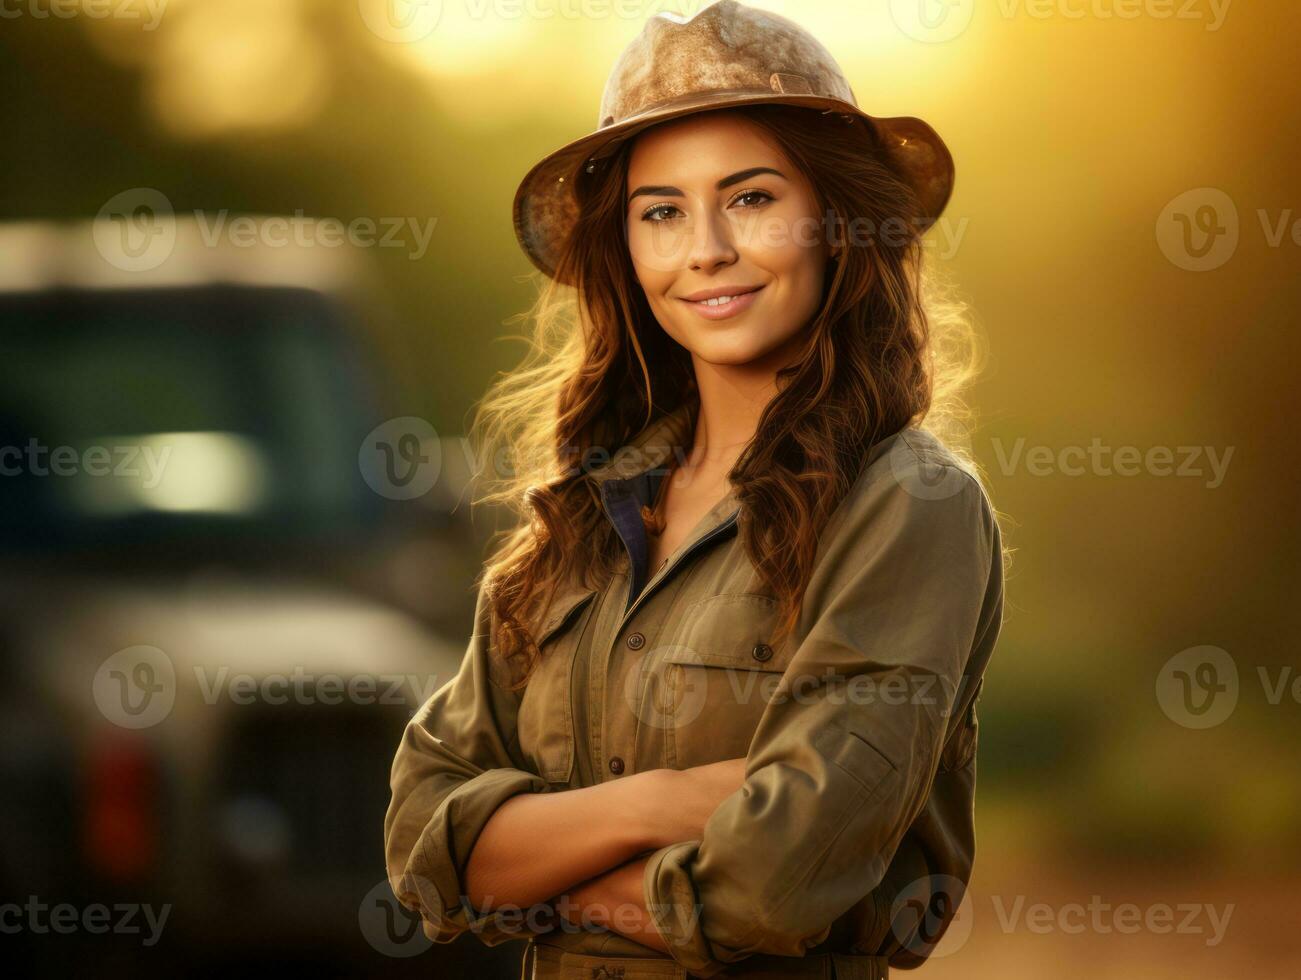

{"left": 679, "top": 285, "right": 765, "bottom": 308}
{"left": 676, "top": 285, "right": 767, "bottom": 321}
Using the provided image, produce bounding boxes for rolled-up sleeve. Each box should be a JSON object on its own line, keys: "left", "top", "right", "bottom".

{"left": 643, "top": 456, "right": 1004, "bottom": 977}
{"left": 384, "top": 576, "right": 553, "bottom": 946}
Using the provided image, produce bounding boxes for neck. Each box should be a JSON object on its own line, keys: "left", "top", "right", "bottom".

{"left": 686, "top": 338, "right": 800, "bottom": 470}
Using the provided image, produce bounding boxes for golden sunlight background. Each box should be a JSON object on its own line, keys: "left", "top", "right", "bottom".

{"left": 1, "top": 1, "right": 1297, "bottom": 977}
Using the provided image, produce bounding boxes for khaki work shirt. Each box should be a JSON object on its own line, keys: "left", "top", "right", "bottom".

{"left": 384, "top": 399, "right": 1005, "bottom": 979}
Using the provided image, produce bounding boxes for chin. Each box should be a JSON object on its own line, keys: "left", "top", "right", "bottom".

{"left": 682, "top": 329, "right": 781, "bottom": 367}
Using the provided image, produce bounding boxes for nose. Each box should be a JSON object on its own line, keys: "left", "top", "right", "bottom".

{"left": 686, "top": 204, "right": 738, "bottom": 274}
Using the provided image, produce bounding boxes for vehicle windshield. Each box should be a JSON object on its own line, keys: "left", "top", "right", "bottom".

{"left": 0, "top": 286, "right": 385, "bottom": 552}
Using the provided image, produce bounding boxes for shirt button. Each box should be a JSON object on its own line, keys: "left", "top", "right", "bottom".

{"left": 608, "top": 756, "right": 625, "bottom": 775}
{"left": 752, "top": 643, "right": 773, "bottom": 662}
{"left": 626, "top": 631, "right": 645, "bottom": 650}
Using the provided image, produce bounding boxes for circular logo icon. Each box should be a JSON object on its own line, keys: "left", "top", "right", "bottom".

{"left": 888, "top": 435, "right": 970, "bottom": 501}
{"left": 1156, "top": 188, "right": 1240, "bottom": 272}
{"left": 358, "top": 878, "right": 434, "bottom": 958}
{"left": 93, "top": 645, "right": 176, "bottom": 729}
{"left": 625, "top": 645, "right": 709, "bottom": 730}
{"left": 889, "top": 873, "right": 973, "bottom": 958}
{"left": 1155, "top": 645, "right": 1238, "bottom": 729}
{"left": 358, "top": 0, "right": 443, "bottom": 43}
{"left": 639, "top": 216, "right": 694, "bottom": 275}
{"left": 890, "top": 0, "right": 975, "bottom": 44}
{"left": 359, "top": 417, "right": 441, "bottom": 500}
{"left": 94, "top": 188, "right": 176, "bottom": 273}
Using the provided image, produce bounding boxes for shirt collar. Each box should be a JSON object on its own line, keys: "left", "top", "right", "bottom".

{"left": 584, "top": 397, "right": 699, "bottom": 487}
{"left": 585, "top": 395, "right": 741, "bottom": 526}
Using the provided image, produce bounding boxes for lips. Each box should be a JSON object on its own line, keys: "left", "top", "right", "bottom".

{"left": 678, "top": 284, "right": 764, "bottom": 304}
{"left": 678, "top": 284, "right": 766, "bottom": 321}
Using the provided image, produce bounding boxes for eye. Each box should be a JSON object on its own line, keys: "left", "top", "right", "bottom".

{"left": 640, "top": 203, "right": 682, "bottom": 223}
{"left": 731, "top": 189, "right": 774, "bottom": 209}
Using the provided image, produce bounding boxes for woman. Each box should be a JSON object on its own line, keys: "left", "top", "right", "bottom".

{"left": 384, "top": 3, "right": 1005, "bottom": 978}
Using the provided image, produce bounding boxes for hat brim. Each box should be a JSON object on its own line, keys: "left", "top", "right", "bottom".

{"left": 512, "top": 91, "right": 955, "bottom": 285}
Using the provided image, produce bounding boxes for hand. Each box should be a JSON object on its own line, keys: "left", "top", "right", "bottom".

{"left": 554, "top": 856, "right": 670, "bottom": 953}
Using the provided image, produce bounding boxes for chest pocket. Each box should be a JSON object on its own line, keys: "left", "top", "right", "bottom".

{"left": 659, "top": 592, "right": 790, "bottom": 769}
{"left": 515, "top": 587, "right": 599, "bottom": 786}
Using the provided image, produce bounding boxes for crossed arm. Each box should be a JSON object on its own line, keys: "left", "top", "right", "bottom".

{"left": 392, "top": 468, "right": 1000, "bottom": 973}
{"left": 463, "top": 757, "right": 748, "bottom": 951}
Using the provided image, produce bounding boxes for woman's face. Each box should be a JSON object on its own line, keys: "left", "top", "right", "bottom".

{"left": 624, "top": 111, "right": 833, "bottom": 370}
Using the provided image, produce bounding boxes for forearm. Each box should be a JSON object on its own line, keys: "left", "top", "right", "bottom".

{"left": 546, "top": 756, "right": 750, "bottom": 951}
{"left": 464, "top": 768, "right": 669, "bottom": 913}
{"left": 556, "top": 855, "right": 669, "bottom": 954}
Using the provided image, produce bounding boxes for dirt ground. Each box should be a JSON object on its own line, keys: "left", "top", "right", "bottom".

{"left": 916, "top": 859, "right": 1300, "bottom": 980}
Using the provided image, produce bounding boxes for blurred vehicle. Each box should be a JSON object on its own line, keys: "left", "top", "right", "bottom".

{"left": 0, "top": 219, "right": 507, "bottom": 976}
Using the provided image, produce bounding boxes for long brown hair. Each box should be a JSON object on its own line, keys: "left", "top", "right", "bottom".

{"left": 470, "top": 104, "right": 986, "bottom": 690}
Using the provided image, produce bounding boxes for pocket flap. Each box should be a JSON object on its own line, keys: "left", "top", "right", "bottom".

{"left": 814, "top": 724, "right": 898, "bottom": 800}
{"left": 663, "top": 592, "right": 788, "bottom": 673}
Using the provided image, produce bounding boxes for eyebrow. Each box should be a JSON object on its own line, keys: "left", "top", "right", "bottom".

{"left": 627, "top": 166, "right": 787, "bottom": 206}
